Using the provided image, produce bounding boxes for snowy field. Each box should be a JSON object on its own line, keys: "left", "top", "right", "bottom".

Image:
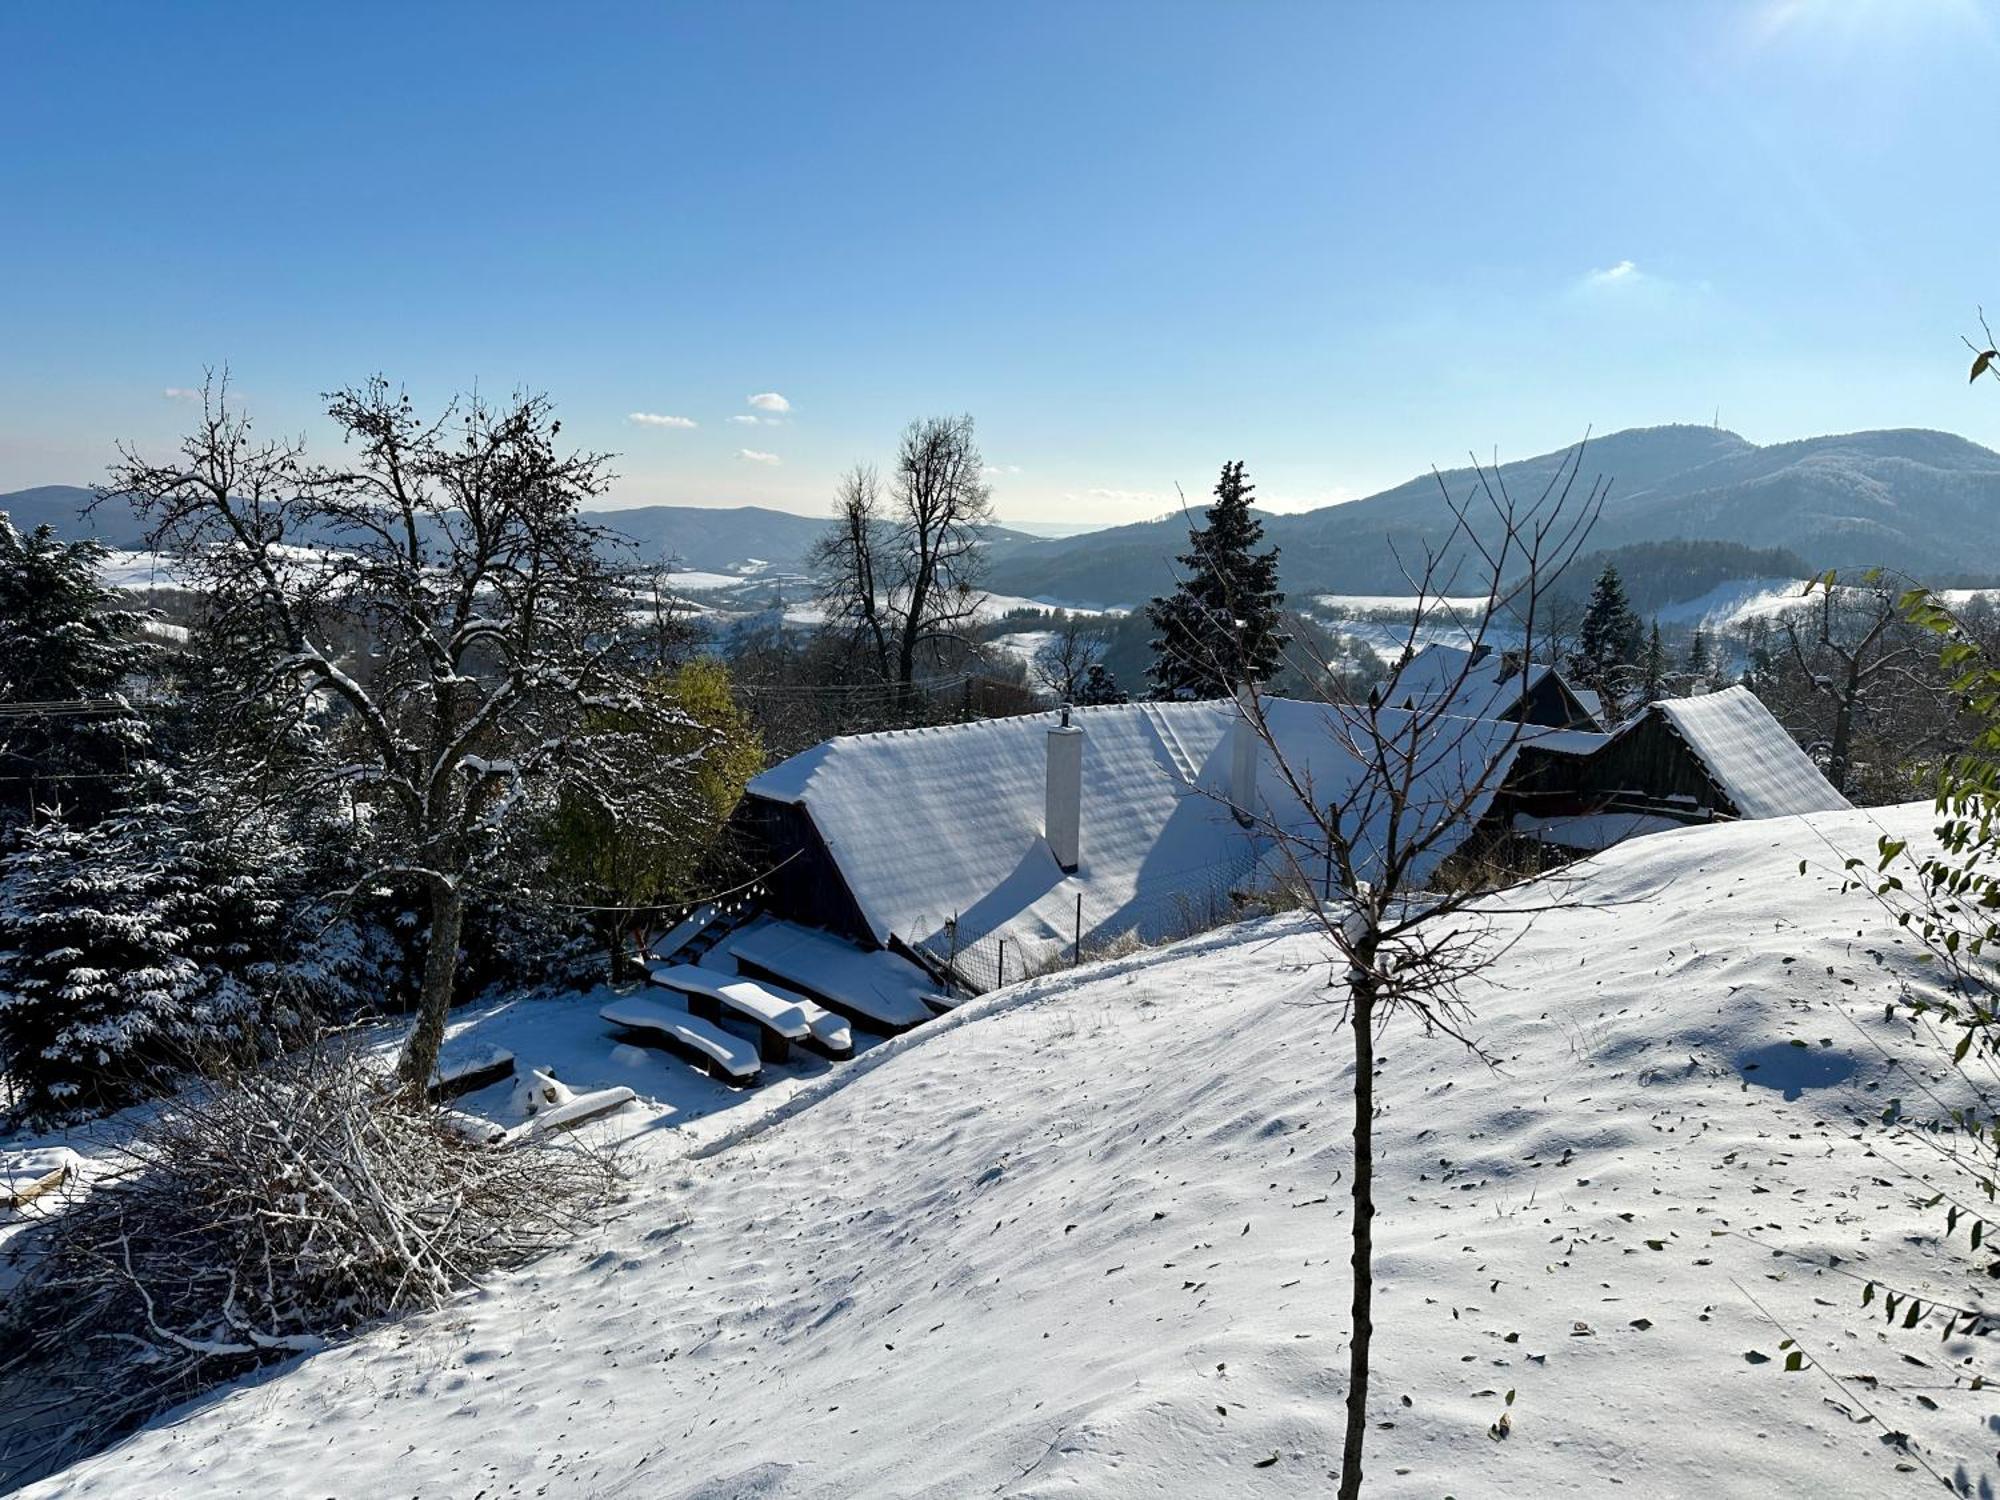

{"left": 95, "top": 552, "right": 185, "bottom": 591}
{"left": 14, "top": 800, "right": 2000, "bottom": 1497}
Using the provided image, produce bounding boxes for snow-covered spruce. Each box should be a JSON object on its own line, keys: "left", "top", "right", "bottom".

{"left": 0, "top": 1042, "right": 612, "bottom": 1489}
{"left": 0, "top": 761, "right": 384, "bottom": 1123}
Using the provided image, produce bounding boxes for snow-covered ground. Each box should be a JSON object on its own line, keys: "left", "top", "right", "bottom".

{"left": 17, "top": 801, "right": 2000, "bottom": 1497}
{"left": 1651, "top": 576, "right": 1812, "bottom": 630}
{"left": 95, "top": 551, "right": 185, "bottom": 591}
{"left": 1315, "top": 593, "right": 1494, "bottom": 615}
{"left": 990, "top": 628, "right": 1056, "bottom": 665}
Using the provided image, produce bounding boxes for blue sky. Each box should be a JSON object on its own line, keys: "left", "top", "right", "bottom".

{"left": 2, "top": 0, "right": 1996, "bottom": 524}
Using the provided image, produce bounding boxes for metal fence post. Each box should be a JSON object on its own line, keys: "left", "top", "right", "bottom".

{"left": 1073, "top": 892, "right": 1083, "bottom": 968}
{"left": 997, "top": 937, "right": 1007, "bottom": 988}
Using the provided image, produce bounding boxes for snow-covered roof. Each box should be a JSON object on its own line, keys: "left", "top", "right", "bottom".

{"left": 1646, "top": 685, "right": 1852, "bottom": 819}
{"left": 746, "top": 697, "right": 1567, "bottom": 967}
{"left": 746, "top": 701, "right": 1245, "bottom": 956}
{"left": 1379, "top": 643, "right": 1596, "bottom": 727}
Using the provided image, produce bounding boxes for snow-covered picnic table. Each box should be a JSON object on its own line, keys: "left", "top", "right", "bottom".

{"left": 648, "top": 962, "right": 809, "bottom": 1054}
{"left": 600, "top": 995, "right": 763, "bottom": 1084}
{"left": 647, "top": 963, "right": 852, "bottom": 1059}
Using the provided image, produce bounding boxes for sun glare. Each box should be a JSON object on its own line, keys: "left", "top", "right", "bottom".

{"left": 1751, "top": 0, "right": 1995, "bottom": 53}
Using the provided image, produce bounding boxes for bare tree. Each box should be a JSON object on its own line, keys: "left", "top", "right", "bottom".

{"left": 808, "top": 464, "right": 894, "bottom": 683}
{"left": 1779, "top": 573, "right": 1926, "bottom": 795}
{"left": 108, "top": 375, "right": 711, "bottom": 1087}
{"left": 811, "top": 416, "right": 994, "bottom": 706}
{"left": 889, "top": 414, "right": 993, "bottom": 694}
{"left": 1030, "top": 614, "right": 1107, "bottom": 703}
{"left": 1227, "top": 443, "right": 1607, "bottom": 1500}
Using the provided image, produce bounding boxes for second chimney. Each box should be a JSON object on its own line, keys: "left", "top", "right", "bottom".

{"left": 1047, "top": 706, "right": 1083, "bottom": 873}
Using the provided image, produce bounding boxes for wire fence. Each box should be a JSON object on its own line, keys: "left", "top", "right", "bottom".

{"left": 901, "top": 840, "right": 1268, "bottom": 996}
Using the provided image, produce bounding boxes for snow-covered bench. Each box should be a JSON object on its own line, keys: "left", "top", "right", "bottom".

{"left": 649, "top": 963, "right": 812, "bottom": 1063}
{"left": 725, "top": 974, "right": 854, "bottom": 1060}
{"left": 600, "top": 997, "right": 763, "bottom": 1085}
{"left": 427, "top": 1044, "right": 516, "bottom": 1101}
{"left": 728, "top": 923, "right": 939, "bottom": 1034}
{"left": 507, "top": 1068, "right": 636, "bottom": 1139}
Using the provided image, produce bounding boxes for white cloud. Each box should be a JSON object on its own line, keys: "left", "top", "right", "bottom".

{"left": 747, "top": 392, "right": 791, "bottom": 414}
{"left": 728, "top": 414, "right": 761, "bottom": 425}
{"left": 628, "top": 412, "right": 697, "bottom": 429}
{"left": 162, "top": 387, "right": 200, "bottom": 400}
{"left": 983, "top": 463, "right": 1022, "bottom": 477}
{"left": 735, "top": 448, "right": 782, "bottom": 466}
{"left": 1587, "top": 258, "right": 1640, "bottom": 286}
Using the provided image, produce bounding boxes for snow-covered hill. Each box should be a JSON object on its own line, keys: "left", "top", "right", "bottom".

{"left": 25, "top": 803, "right": 1996, "bottom": 1498}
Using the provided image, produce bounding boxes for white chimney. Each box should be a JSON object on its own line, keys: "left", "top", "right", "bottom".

{"left": 1229, "top": 686, "right": 1258, "bottom": 827}
{"left": 1046, "top": 706, "right": 1083, "bottom": 873}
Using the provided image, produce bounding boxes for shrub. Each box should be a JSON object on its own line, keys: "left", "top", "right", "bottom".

{"left": 0, "top": 1043, "right": 612, "bottom": 1486}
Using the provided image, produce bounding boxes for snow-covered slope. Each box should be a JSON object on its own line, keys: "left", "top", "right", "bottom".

{"left": 27, "top": 803, "right": 1995, "bottom": 1498}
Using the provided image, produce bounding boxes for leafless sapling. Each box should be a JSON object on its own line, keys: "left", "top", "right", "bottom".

{"left": 1224, "top": 442, "right": 1607, "bottom": 1500}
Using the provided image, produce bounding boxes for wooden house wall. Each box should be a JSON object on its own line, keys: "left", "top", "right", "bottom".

{"left": 1560, "top": 717, "right": 1733, "bottom": 816}
{"left": 735, "top": 794, "right": 878, "bottom": 947}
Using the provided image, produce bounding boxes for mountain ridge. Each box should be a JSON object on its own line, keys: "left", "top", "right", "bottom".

{"left": 9, "top": 422, "right": 1999, "bottom": 601}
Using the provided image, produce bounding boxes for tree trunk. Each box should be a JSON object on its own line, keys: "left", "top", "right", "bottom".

{"left": 1828, "top": 661, "right": 1861, "bottom": 793}
{"left": 397, "top": 879, "right": 465, "bottom": 1088}
{"left": 1337, "top": 967, "right": 1378, "bottom": 1500}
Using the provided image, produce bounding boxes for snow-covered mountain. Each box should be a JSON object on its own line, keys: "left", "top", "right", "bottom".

{"left": 14, "top": 422, "right": 2000, "bottom": 608}
{"left": 982, "top": 424, "right": 2000, "bottom": 605}
{"left": 21, "top": 801, "right": 1992, "bottom": 1497}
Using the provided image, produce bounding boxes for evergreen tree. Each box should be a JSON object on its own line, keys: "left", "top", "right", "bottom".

{"left": 1685, "top": 628, "right": 1713, "bottom": 683}
{"left": 1073, "top": 661, "right": 1128, "bottom": 705}
{"left": 0, "top": 514, "right": 151, "bottom": 826}
{"left": 1564, "top": 563, "right": 1642, "bottom": 723}
{"left": 1637, "top": 619, "right": 1668, "bottom": 705}
{"left": 0, "top": 761, "right": 378, "bottom": 1121}
{"left": 1144, "top": 461, "right": 1288, "bottom": 699}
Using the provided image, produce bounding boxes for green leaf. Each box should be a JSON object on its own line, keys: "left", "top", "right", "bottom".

{"left": 1784, "top": 1351, "right": 1806, "bottom": 1372}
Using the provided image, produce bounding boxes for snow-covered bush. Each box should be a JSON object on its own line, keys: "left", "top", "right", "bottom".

{"left": 0, "top": 1042, "right": 612, "bottom": 1488}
